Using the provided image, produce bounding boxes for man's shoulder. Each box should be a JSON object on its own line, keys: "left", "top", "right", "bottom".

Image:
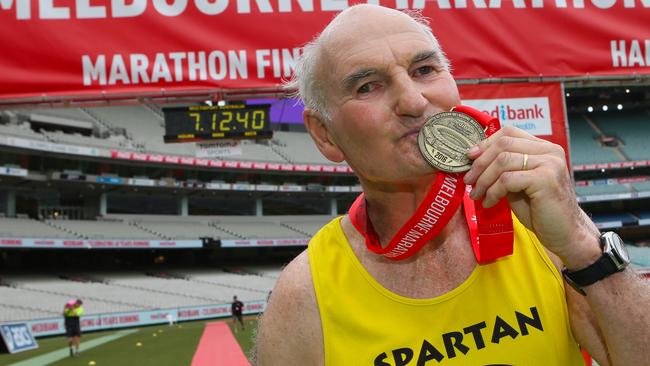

{"left": 255, "top": 249, "right": 323, "bottom": 365}
{"left": 273, "top": 249, "right": 314, "bottom": 304}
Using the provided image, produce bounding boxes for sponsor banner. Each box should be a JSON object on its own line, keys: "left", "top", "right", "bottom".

{"left": 462, "top": 97, "right": 552, "bottom": 135}
{"left": 351, "top": 185, "right": 363, "bottom": 192}
{"left": 0, "top": 323, "right": 38, "bottom": 354}
{"left": 575, "top": 159, "right": 650, "bottom": 172}
{"left": 96, "top": 176, "right": 122, "bottom": 184}
{"left": 232, "top": 183, "right": 255, "bottom": 191}
{"left": 1, "top": 2, "right": 649, "bottom": 102}
{"left": 0, "top": 166, "right": 28, "bottom": 177}
{"left": 595, "top": 221, "right": 623, "bottom": 229}
{"left": 179, "top": 157, "right": 195, "bottom": 165}
{"left": 205, "top": 182, "right": 232, "bottom": 190}
{"left": 163, "top": 155, "right": 180, "bottom": 164}
{"left": 128, "top": 178, "right": 156, "bottom": 187}
{"left": 176, "top": 301, "right": 265, "bottom": 322}
{"left": 196, "top": 140, "right": 242, "bottom": 158}
{"left": 0, "top": 135, "right": 105, "bottom": 157}
{"left": 239, "top": 161, "right": 254, "bottom": 169}
{"left": 148, "top": 154, "right": 164, "bottom": 163}
{"left": 19, "top": 301, "right": 266, "bottom": 337}
{"left": 577, "top": 192, "right": 634, "bottom": 203}
{"left": 108, "top": 149, "right": 351, "bottom": 173}
{"left": 460, "top": 82, "right": 569, "bottom": 164}
{"left": 279, "top": 185, "right": 304, "bottom": 192}
{"left": 256, "top": 184, "right": 278, "bottom": 192}
{"left": 327, "top": 185, "right": 351, "bottom": 193}
{"left": 221, "top": 238, "right": 309, "bottom": 247}
{"left": 132, "top": 152, "right": 148, "bottom": 161}
{"left": 0, "top": 238, "right": 202, "bottom": 249}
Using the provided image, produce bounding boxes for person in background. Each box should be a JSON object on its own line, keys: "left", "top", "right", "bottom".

{"left": 63, "top": 299, "right": 84, "bottom": 357}
{"left": 231, "top": 295, "right": 245, "bottom": 332}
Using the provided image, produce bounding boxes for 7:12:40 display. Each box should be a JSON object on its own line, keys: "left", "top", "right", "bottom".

{"left": 189, "top": 109, "right": 266, "bottom": 133}
{"left": 163, "top": 103, "right": 272, "bottom": 143}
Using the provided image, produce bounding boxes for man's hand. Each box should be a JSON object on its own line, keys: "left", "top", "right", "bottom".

{"left": 462, "top": 126, "right": 601, "bottom": 267}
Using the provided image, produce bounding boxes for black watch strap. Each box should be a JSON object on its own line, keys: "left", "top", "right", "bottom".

{"left": 563, "top": 254, "right": 618, "bottom": 287}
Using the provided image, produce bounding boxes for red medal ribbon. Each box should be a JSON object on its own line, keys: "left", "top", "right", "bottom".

{"left": 455, "top": 105, "right": 514, "bottom": 263}
{"left": 349, "top": 105, "right": 514, "bottom": 264}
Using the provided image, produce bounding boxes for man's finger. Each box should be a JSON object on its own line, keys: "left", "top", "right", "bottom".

{"left": 480, "top": 169, "right": 539, "bottom": 208}
{"left": 464, "top": 136, "right": 551, "bottom": 185}
{"left": 470, "top": 152, "right": 540, "bottom": 200}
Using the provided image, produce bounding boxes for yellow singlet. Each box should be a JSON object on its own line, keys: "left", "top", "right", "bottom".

{"left": 308, "top": 215, "right": 585, "bottom": 366}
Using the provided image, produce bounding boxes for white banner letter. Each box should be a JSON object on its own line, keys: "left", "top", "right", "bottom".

{"left": 40, "top": 0, "right": 70, "bottom": 19}
{"left": 111, "top": 0, "right": 146, "bottom": 17}
{"left": 77, "top": 0, "right": 106, "bottom": 18}
{"left": 196, "top": 0, "right": 229, "bottom": 14}
{"left": 152, "top": 0, "right": 188, "bottom": 16}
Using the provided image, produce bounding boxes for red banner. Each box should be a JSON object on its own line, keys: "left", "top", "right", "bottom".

{"left": 0, "top": 1, "right": 649, "bottom": 102}
{"left": 459, "top": 82, "right": 570, "bottom": 164}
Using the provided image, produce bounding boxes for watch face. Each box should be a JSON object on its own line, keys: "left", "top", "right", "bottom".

{"left": 604, "top": 232, "right": 630, "bottom": 267}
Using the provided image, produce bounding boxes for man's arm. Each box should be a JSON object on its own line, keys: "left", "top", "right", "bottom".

{"left": 561, "top": 241, "right": 650, "bottom": 366}
{"left": 546, "top": 245, "right": 649, "bottom": 366}
{"left": 466, "top": 126, "right": 650, "bottom": 366}
{"left": 254, "top": 250, "right": 324, "bottom": 366}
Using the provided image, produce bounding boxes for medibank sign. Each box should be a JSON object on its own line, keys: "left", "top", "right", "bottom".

{"left": 463, "top": 97, "right": 552, "bottom": 136}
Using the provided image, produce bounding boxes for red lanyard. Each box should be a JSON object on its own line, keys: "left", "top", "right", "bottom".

{"left": 348, "top": 106, "right": 514, "bottom": 264}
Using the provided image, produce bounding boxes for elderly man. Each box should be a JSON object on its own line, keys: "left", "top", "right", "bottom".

{"left": 255, "top": 4, "right": 649, "bottom": 365}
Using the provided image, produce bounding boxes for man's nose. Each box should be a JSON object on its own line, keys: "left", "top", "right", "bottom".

{"left": 393, "top": 76, "right": 428, "bottom": 118}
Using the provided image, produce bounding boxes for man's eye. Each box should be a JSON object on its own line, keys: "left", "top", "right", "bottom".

{"left": 357, "top": 83, "right": 372, "bottom": 94}
{"left": 414, "top": 66, "right": 435, "bottom": 77}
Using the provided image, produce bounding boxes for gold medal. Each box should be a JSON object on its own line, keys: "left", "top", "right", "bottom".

{"left": 418, "top": 111, "right": 486, "bottom": 173}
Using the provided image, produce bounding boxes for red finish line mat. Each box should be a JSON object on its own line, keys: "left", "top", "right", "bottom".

{"left": 191, "top": 322, "right": 250, "bottom": 366}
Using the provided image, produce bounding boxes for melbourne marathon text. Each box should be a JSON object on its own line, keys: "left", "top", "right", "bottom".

{"left": 2, "top": 0, "right": 650, "bottom": 20}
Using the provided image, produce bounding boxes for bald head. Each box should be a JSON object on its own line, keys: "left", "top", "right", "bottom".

{"left": 287, "top": 5, "right": 449, "bottom": 121}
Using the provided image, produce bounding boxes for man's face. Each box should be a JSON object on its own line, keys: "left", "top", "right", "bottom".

{"left": 317, "top": 8, "right": 461, "bottom": 188}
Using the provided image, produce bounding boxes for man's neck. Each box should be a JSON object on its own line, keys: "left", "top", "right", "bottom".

{"left": 341, "top": 209, "right": 474, "bottom": 298}
{"left": 362, "top": 175, "right": 457, "bottom": 249}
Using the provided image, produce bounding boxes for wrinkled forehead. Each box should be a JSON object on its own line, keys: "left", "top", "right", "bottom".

{"left": 321, "top": 7, "right": 428, "bottom": 59}
{"left": 316, "top": 8, "right": 436, "bottom": 91}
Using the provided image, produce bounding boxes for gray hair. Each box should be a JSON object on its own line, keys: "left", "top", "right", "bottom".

{"left": 285, "top": 6, "right": 450, "bottom": 123}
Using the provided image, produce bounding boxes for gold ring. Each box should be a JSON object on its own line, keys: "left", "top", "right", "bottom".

{"left": 522, "top": 153, "right": 529, "bottom": 171}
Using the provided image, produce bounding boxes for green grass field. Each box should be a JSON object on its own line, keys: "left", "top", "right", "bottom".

{"left": 0, "top": 316, "right": 259, "bottom": 366}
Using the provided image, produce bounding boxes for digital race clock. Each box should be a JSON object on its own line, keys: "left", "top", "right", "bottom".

{"left": 163, "top": 103, "right": 272, "bottom": 143}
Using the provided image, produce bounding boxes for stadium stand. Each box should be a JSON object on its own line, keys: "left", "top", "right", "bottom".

{"left": 0, "top": 217, "right": 71, "bottom": 238}
{"left": 44, "top": 219, "right": 159, "bottom": 240}
{"left": 589, "top": 110, "right": 650, "bottom": 161}
{"left": 574, "top": 184, "right": 631, "bottom": 197}
{"left": 0, "top": 269, "right": 277, "bottom": 322}
{"left": 0, "top": 215, "right": 334, "bottom": 242}
{"left": 5, "top": 105, "right": 339, "bottom": 165}
{"left": 0, "top": 122, "right": 48, "bottom": 141}
{"left": 271, "top": 131, "right": 333, "bottom": 164}
{"left": 568, "top": 113, "right": 623, "bottom": 165}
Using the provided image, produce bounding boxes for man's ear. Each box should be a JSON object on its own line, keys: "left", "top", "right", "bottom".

{"left": 303, "top": 109, "right": 345, "bottom": 163}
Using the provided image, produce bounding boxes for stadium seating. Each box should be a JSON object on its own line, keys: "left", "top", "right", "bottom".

{"left": 568, "top": 113, "right": 622, "bottom": 165}
{"left": 271, "top": 131, "right": 333, "bottom": 164}
{"left": 45, "top": 219, "right": 159, "bottom": 240}
{"left": 0, "top": 215, "right": 333, "bottom": 241}
{"left": 589, "top": 110, "right": 650, "bottom": 161}
{"left": 0, "top": 122, "right": 48, "bottom": 141}
{"left": 574, "top": 184, "right": 631, "bottom": 197}
{"left": 8, "top": 105, "right": 341, "bottom": 165}
{"left": 0, "top": 217, "right": 71, "bottom": 238}
{"left": 0, "top": 269, "right": 278, "bottom": 322}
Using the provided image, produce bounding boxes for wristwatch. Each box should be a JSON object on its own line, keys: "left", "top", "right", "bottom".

{"left": 562, "top": 231, "right": 630, "bottom": 296}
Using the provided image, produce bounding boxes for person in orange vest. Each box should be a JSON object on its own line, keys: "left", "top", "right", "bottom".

{"left": 63, "top": 299, "right": 84, "bottom": 357}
